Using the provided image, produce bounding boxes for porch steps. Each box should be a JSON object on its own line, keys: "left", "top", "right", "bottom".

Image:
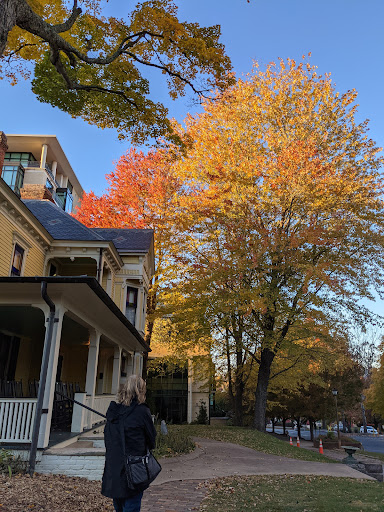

{"left": 35, "top": 433, "right": 106, "bottom": 480}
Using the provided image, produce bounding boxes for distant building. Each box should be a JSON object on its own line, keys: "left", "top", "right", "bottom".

{"left": 2, "top": 134, "right": 83, "bottom": 213}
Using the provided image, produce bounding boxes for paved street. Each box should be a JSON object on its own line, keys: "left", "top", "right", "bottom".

{"left": 267, "top": 427, "right": 384, "bottom": 454}
{"left": 266, "top": 427, "right": 328, "bottom": 440}
{"left": 352, "top": 434, "right": 384, "bottom": 454}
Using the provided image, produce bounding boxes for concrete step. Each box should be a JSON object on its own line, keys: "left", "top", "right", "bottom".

{"left": 37, "top": 437, "right": 106, "bottom": 480}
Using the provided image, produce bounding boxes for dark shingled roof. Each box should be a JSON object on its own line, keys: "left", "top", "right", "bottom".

{"left": 23, "top": 200, "right": 105, "bottom": 241}
{"left": 23, "top": 200, "right": 153, "bottom": 253}
{"left": 92, "top": 228, "right": 153, "bottom": 252}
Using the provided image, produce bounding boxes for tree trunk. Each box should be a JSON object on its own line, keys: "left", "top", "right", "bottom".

{"left": 142, "top": 283, "right": 158, "bottom": 379}
{"left": 272, "top": 417, "right": 275, "bottom": 433}
{"left": 253, "top": 348, "right": 275, "bottom": 431}
{"left": 282, "top": 417, "right": 286, "bottom": 435}
{"left": 233, "top": 362, "right": 244, "bottom": 426}
{"left": 361, "top": 396, "right": 367, "bottom": 433}
{"left": 297, "top": 417, "right": 301, "bottom": 439}
{"left": 309, "top": 419, "right": 314, "bottom": 442}
{"left": 0, "top": 0, "right": 19, "bottom": 56}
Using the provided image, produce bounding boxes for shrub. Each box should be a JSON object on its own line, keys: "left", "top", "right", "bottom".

{"left": 195, "top": 400, "right": 208, "bottom": 425}
{"left": 0, "top": 449, "right": 27, "bottom": 476}
{"left": 154, "top": 429, "right": 195, "bottom": 458}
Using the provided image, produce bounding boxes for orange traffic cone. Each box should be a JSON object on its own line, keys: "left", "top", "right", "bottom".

{"left": 289, "top": 437, "right": 293, "bottom": 446}
{"left": 297, "top": 436, "right": 300, "bottom": 448}
{"left": 319, "top": 439, "right": 324, "bottom": 455}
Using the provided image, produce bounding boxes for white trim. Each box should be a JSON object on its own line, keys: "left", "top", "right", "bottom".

{"left": 9, "top": 232, "right": 31, "bottom": 277}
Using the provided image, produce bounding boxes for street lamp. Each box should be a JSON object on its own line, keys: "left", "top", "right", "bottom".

{"left": 332, "top": 389, "right": 341, "bottom": 449}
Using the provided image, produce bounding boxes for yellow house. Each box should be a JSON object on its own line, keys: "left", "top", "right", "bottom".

{"left": 0, "top": 133, "right": 154, "bottom": 452}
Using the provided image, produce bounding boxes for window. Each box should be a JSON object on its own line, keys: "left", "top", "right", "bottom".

{"left": 1, "top": 164, "right": 25, "bottom": 195}
{"left": 10, "top": 244, "right": 25, "bottom": 276}
{"left": 125, "top": 287, "right": 138, "bottom": 326}
{"left": 45, "top": 178, "right": 54, "bottom": 193}
{"left": 55, "top": 187, "right": 74, "bottom": 213}
{"left": 4, "top": 152, "right": 35, "bottom": 167}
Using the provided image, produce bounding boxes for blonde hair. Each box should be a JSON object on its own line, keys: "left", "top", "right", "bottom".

{"left": 117, "top": 375, "right": 146, "bottom": 406}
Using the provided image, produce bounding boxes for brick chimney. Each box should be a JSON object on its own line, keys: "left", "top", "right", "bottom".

{"left": 0, "top": 131, "right": 8, "bottom": 171}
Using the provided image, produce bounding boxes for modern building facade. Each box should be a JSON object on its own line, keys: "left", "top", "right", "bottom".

{"left": 1, "top": 134, "right": 83, "bottom": 213}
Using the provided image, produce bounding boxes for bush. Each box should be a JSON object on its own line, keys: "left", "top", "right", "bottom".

{"left": 154, "top": 429, "right": 195, "bottom": 458}
{"left": 195, "top": 400, "right": 209, "bottom": 425}
{"left": 0, "top": 449, "right": 27, "bottom": 476}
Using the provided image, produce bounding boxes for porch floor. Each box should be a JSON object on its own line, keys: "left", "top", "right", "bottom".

{"left": 48, "top": 431, "right": 79, "bottom": 448}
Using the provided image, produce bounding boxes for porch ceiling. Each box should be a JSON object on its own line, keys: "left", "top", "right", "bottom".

{"left": 0, "top": 306, "right": 45, "bottom": 339}
{"left": 0, "top": 305, "right": 89, "bottom": 345}
{"left": 0, "top": 277, "right": 149, "bottom": 353}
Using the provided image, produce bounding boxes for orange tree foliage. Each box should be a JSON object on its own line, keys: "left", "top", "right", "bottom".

{"left": 75, "top": 148, "right": 181, "bottom": 349}
{"left": 169, "top": 57, "right": 384, "bottom": 431}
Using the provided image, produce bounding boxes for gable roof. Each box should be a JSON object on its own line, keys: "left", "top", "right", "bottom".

{"left": 23, "top": 200, "right": 105, "bottom": 242}
{"left": 23, "top": 200, "right": 154, "bottom": 254}
{"left": 92, "top": 228, "right": 153, "bottom": 253}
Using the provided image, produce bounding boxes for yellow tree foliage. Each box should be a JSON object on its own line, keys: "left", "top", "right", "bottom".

{"left": 1, "top": 0, "right": 233, "bottom": 142}
{"left": 170, "top": 57, "right": 384, "bottom": 430}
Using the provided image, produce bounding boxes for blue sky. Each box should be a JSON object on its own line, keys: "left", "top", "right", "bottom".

{"left": 1, "top": 0, "right": 384, "bottom": 315}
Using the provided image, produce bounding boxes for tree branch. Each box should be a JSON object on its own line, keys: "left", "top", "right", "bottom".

{"left": 53, "top": 0, "right": 82, "bottom": 33}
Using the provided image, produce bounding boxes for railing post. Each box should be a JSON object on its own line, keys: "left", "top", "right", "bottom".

{"left": 71, "top": 393, "right": 87, "bottom": 433}
{"left": 111, "top": 346, "right": 122, "bottom": 395}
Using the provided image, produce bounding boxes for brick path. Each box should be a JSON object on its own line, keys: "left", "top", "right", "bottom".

{"left": 141, "top": 480, "right": 208, "bottom": 512}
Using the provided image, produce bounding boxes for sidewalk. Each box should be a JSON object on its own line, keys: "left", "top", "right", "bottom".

{"left": 141, "top": 436, "right": 373, "bottom": 512}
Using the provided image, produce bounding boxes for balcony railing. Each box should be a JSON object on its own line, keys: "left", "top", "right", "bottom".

{"left": 24, "top": 161, "right": 60, "bottom": 188}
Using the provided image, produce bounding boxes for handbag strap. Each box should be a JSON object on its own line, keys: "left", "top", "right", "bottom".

{"left": 118, "top": 401, "right": 137, "bottom": 458}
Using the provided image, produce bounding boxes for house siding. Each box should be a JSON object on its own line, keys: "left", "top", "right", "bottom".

{"left": 0, "top": 215, "right": 14, "bottom": 275}
{"left": 0, "top": 212, "right": 45, "bottom": 277}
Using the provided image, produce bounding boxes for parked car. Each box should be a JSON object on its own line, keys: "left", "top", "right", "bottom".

{"left": 331, "top": 422, "right": 344, "bottom": 432}
{"left": 360, "top": 425, "right": 378, "bottom": 434}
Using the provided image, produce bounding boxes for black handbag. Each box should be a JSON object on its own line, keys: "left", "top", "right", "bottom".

{"left": 119, "top": 403, "right": 162, "bottom": 491}
{"left": 125, "top": 451, "right": 162, "bottom": 490}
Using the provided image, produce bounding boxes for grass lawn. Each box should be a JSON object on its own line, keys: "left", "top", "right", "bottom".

{"left": 169, "top": 425, "right": 336, "bottom": 463}
{"left": 200, "top": 475, "right": 384, "bottom": 512}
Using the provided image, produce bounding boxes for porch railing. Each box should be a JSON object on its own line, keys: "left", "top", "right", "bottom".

{"left": 0, "top": 398, "right": 37, "bottom": 443}
{"left": 85, "top": 394, "right": 114, "bottom": 429}
{"left": 0, "top": 380, "right": 23, "bottom": 398}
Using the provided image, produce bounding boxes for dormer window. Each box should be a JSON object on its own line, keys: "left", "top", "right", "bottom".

{"left": 125, "top": 287, "right": 138, "bottom": 326}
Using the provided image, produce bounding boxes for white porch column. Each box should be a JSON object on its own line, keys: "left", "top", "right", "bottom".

{"left": 85, "top": 330, "right": 101, "bottom": 429}
{"left": 38, "top": 306, "right": 66, "bottom": 449}
{"left": 125, "top": 352, "right": 134, "bottom": 379}
{"left": 187, "top": 359, "right": 193, "bottom": 424}
{"left": 111, "top": 346, "right": 122, "bottom": 395}
{"left": 133, "top": 352, "right": 143, "bottom": 376}
{"left": 40, "top": 144, "right": 48, "bottom": 169}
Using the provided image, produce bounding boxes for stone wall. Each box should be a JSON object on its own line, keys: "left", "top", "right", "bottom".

{"left": 36, "top": 454, "right": 105, "bottom": 480}
{"left": 20, "top": 184, "right": 54, "bottom": 202}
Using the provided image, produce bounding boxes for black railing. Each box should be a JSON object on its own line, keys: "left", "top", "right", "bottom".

{"left": 54, "top": 391, "right": 107, "bottom": 419}
{"left": 0, "top": 379, "right": 23, "bottom": 397}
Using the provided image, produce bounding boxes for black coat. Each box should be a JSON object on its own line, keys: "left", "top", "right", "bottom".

{"left": 101, "top": 399, "right": 157, "bottom": 499}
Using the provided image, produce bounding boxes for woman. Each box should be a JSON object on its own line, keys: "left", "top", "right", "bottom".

{"left": 102, "top": 375, "right": 157, "bottom": 512}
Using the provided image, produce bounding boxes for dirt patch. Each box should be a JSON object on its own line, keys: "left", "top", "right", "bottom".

{"left": 0, "top": 474, "right": 114, "bottom": 512}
